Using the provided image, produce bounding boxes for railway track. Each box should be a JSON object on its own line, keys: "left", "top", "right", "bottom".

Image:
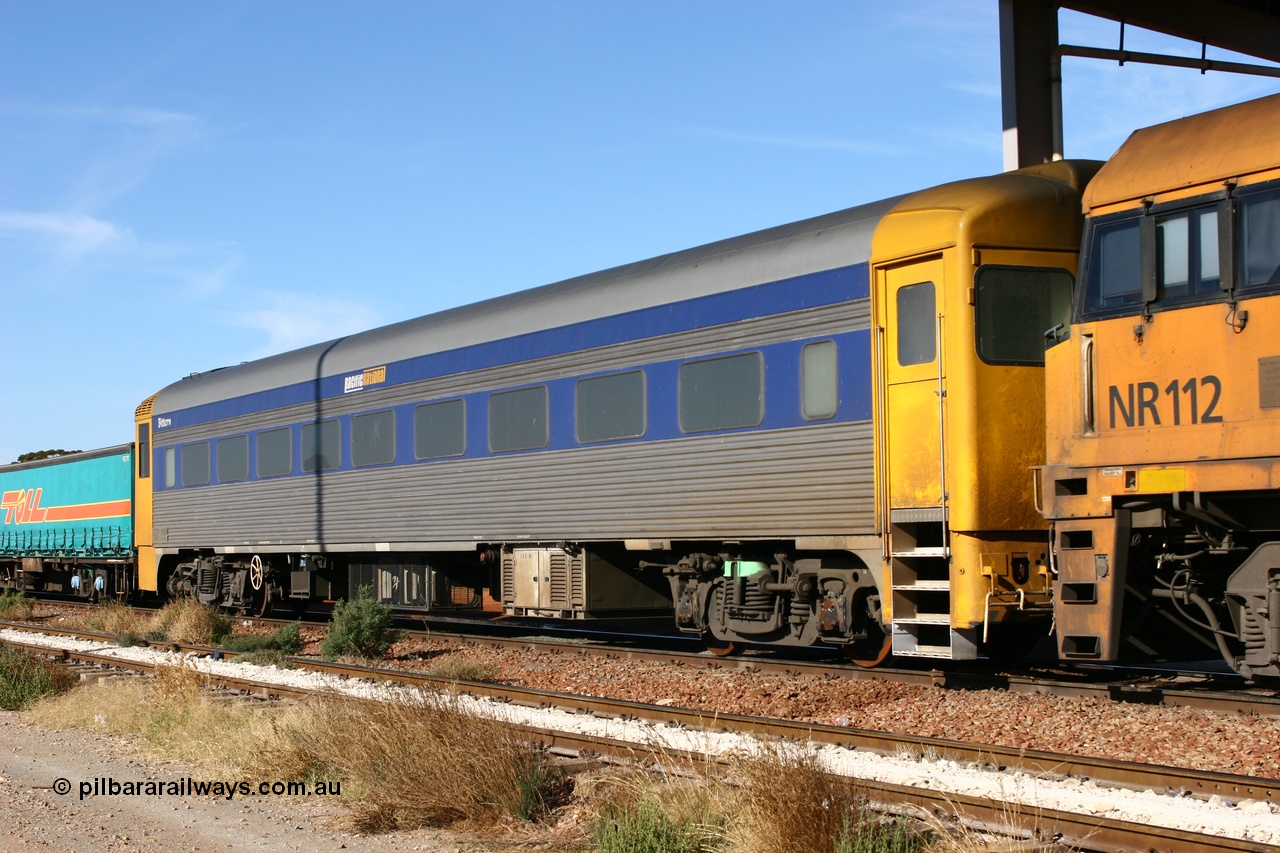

{"left": 20, "top": 599, "right": 1280, "bottom": 719}
{"left": 2, "top": 621, "right": 1275, "bottom": 852}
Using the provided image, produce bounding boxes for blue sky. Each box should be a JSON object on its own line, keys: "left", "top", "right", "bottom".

{"left": 2, "top": 2, "right": 1277, "bottom": 463}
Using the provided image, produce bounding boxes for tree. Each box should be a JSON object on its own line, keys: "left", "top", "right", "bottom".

{"left": 15, "top": 449, "right": 82, "bottom": 463}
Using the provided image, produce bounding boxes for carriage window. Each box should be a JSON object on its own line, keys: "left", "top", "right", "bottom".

{"left": 896, "top": 282, "right": 936, "bottom": 366}
{"left": 415, "top": 399, "right": 466, "bottom": 459}
{"left": 679, "top": 352, "right": 763, "bottom": 432}
{"left": 301, "top": 419, "right": 341, "bottom": 472}
{"left": 1241, "top": 188, "right": 1280, "bottom": 290}
{"left": 352, "top": 410, "right": 396, "bottom": 467}
{"left": 976, "top": 267, "right": 1074, "bottom": 365}
{"left": 258, "top": 427, "right": 292, "bottom": 478}
{"left": 577, "top": 371, "right": 646, "bottom": 443}
{"left": 489, "top": 386, "right": 548, "bottom": 452}
{"left": 181, "top": 442, "right": 210, "bottom": 487}
{"left": 164, "top": 447, "right": 176, "bottom": 489}
{"left": 217, "top": 435, "right": 249, "bottom": 482}
{"left": 801, "top": 341, "right": 838, "bottom": 420}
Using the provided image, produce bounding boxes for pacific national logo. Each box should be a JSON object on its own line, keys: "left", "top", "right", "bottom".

{"left": 343, "top": 365, "right": 387, "bottom": 394}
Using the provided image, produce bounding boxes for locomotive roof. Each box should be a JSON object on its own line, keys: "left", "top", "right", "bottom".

{"left": 1083, "top": 92, "right": 1280, "bottom": 212}
{"left": 154, "top": 194, "right": 902, "bottom": 415}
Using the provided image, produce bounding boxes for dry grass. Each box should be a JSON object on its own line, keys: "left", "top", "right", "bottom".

{"left": 0, "top": 589, "right": 35, "bottom": 621}
{"left": 424, "top": 653, "right": 499, "bottom": 682}
{"left": 724, "top": 740, "right": 924, "bottom": 853}
{"left": 0, "top": 645, "right": 77, "bottom": 710}
{"left": 267, "top": 690, "right": 560, "bottom": 833}
{"left": 77, "top": 600, "right": 150, "bottom": 636}
{"left": 582, "top": 763, "right": 728, "bottom": 853}
{"left": 32, "top": 662, "right": 263, "bottom": 770}
{"left": 147, "top": 598, "right": 232, "bottom": 645}
{"left": 29, "top": 673, "right": 560, "bottom": 835}
{"left": 68, "top": 599, "right": 233, "bottom": 646}
{"left": 725, "top": 740, "right": 862, "bottom": 853}
{"left": 920, "top": 793, "right": 1076, "bottom": 853}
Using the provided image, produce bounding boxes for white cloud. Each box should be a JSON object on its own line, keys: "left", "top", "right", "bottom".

{"left": 234, "top": 292, "right": 382, "bottom": 357}
{"left": 0, "top": 102, "right": 199, "bottom": 127}
{"left": 0, "top": 209, "right": 128, "bottom": 254}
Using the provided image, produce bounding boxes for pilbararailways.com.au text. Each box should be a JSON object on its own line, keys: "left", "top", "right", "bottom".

{"left": 55, "top": 777, "right": 342, "bottom": 801}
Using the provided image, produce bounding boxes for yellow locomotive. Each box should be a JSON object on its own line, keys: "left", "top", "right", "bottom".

{"left": 1041, "top": 94, "right": 1280, "bottom": 678}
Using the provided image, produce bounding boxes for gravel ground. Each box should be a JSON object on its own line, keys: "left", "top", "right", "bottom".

{"left": 0, "top": 712, "right": 492, "bottom": 852}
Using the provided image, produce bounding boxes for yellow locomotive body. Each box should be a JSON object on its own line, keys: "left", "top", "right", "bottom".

{"left": 1041, "top": 94, "right": 1280, "bottom": 676}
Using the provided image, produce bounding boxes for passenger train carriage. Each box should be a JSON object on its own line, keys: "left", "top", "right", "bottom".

{"left": 133, "top": 159, "right": 1096, "bottom": 664}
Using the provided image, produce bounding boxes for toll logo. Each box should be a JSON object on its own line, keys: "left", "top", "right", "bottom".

{"left": 1, "top": 488, "right": 130, "bottom": 526}
{"left": 2, "top": 488, "right": 46, "bottom": 525}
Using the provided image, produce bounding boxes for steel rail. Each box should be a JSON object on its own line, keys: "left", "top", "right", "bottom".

{"left": 5, "top": 637, "right": 1267, "bottom": 853}
{"left": 427, "top": 629, "right": 1280, "bottom": 717}
{"left": 534, "top": 726, "right": 1272, "bottom": 853}
{"left": 4, "top": 624, "right": 1273, "bottom": 803}
{"left": 17, "top": 602, "right": 1280, "bottom": 719}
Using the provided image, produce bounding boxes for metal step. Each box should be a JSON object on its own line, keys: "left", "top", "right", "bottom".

{"left": 891, "top": 614, "right": 951, "bottom": 625}
{"left": 896, "top": 645, "right": 953, "bottom": 659}
{"left": 891, "top": 547, "right": 949, "bottom": 558}
{"left": 891, "top": 625, "right": 978, "bottom": 660}
{"left": 892, "top": 580, "right": 951, "bottom": 591}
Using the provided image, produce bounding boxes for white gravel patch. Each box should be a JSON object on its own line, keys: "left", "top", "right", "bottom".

{"left": 5, "top": 627, "right": 1276, "bottom": 845}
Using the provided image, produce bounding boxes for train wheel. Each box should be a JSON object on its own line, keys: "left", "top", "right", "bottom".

{"left": 701, "top": 630, "right": 742, "bottom": 657}
{"left": 844, "top": 625, "right": 892, "bottom": 668}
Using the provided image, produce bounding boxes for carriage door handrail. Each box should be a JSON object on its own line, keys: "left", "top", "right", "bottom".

{"left": 936, "top": 310, "right": 950, "bottom": 558}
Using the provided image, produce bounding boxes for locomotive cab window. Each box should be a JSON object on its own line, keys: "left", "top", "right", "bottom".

{"left": 181, "top": 442, "right": 210, "bottom": 487}
{"left": 679, "top": 352, "right": 763, "bottom": 433}
{"left": 352, "top": 410, "right": 396, "bottom": 467}
{"left": 975, "top": 267, "right": 1073, "bottom": 365}
{"left": 301, "top": 419, "right": 341, "bottom": 472}
{"left": 257, "top": 427, "right": 292, "bottom": 478}
{"left": 576, "top": 370, "right": 646, "bottom": 443}
{"left": 489, "top": 386, "right": 548, "bottom": 452}
{"left": 1079, "top": 215, "right": 1142, "bottom": 319}
{"left": 801, "top": 341, "right": 838, "bottom": 420}
{"left": 1155, "top": 207, "right": 1220, "bottom": 302}
{"left": 415, "top": 399, "right": 465, "bottom": 459}
{"left": 217, "top": 435, "right": 249, "bottom": 482}
{"left": 896, "top": 282, "right": 936, "bottom": 366}
{"left": 1081, "top": 197, "right": 1232, "bottom": 320}
{"left": 1240, "top": 186, "right": 1280, "bottom": 291}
